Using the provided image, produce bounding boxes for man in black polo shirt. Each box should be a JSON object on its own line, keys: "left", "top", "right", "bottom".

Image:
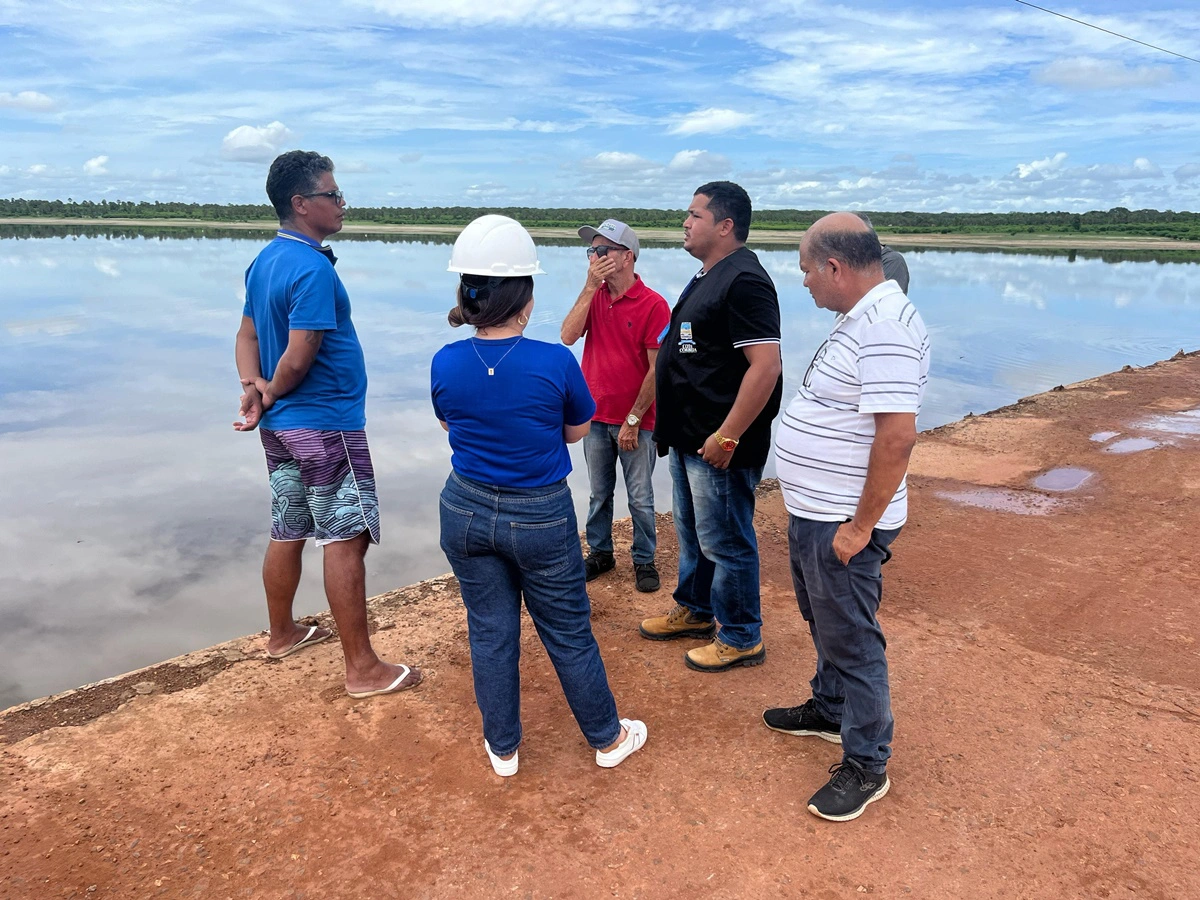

{"left": 641, "top": 181, "right": 783, "bottom": 672}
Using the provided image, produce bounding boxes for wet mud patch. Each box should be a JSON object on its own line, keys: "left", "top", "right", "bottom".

{"left": 1033, "top": 467, "right": 1095, "bottom": 492}
{"left": 934, "top": 486, "right": 1068, "bottom": 515}
{"left": 1104, "top": 437, "right": 1160, "bottom": 454}
{"left": 1139, "top": 408, "right": 1200, "bottom": 437}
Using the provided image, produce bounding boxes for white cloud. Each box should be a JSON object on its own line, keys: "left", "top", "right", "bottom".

{"left": 582, "top": 151, "right": 659, "bottom": 174}
{"left": 219, "top": 121, "right": 293, "bottom": 163}
{"left": 1015, "top": 153, "right": 1068, "bottom": 180}
{"left": 462, "top": 182, "right": 511, "bottom": 199}
{"left": 1036, "top": 58, "right": 1173, "bottom": 92}
{"left": 25, "top": 164, "right": 49, "bottom": 176}
{"left": 0, "top": 91, "right": 55, "bottom": 111}
{"left": 1002, "top": 282, "right": 1045, "bottom": 310}
{"left": 667, "top": 150, "right": 731, "bottom": 175}
{"left": 84, "top": 155, "right": 109, "bottom": 176}
{"left": 94, "top": 258, "right": 120, "bottom": 278}
{"left": 357, "top": 0, "right": 700, "bottom": 29}
{"left": 1082, "top": 157, "right": 1163, "bottom": 181}
{"left": 668, "top": 108, "right": 755, "bottom": 136}
{"left": 6, "top": 316, "right": 82, "bottom": 338}
{"left": 500, "top": 117, "right": 578, "bottom": 133}
{"left": 1175, "top": 163, "right": 1200, "bottom": 183}
{"left": 398, "top": 152, "right": 423, "bottom": 164}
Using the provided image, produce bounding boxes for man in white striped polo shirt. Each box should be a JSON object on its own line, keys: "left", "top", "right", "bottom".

{"left": 765, "top": 212, "right": 929, "bottom": 822}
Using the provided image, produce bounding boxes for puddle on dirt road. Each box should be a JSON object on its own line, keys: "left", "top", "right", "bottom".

{"left": 1090, "top": 431, "right": 1121, "bottom": 443}
{"left": 1103, "top": 437, "right": 1160, "bottom": 454}
{"left": 935, "top": 488, "right": 1067, "bottom": 515}
{"left": 1138, "top": 409, "right": 1200, "bottom": 437}
{"left": 1032, "top": 468, "right": 1095, "bottom": 491}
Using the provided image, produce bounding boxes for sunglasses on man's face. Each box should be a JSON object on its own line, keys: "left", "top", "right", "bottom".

{"left": 587, "top": 244, "right": 626, "bottom": 258}
{"left": 300, "top": 190, "right": 345, "bottom": 203}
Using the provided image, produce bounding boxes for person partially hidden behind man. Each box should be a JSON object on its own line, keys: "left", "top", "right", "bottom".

{"left": 765, "top": 212, "right": 929, "bottom": 821}
{"left": 856, "top": 213, "right": 911, "bottom": 293}
{"left": 561, "top": 219, "right": 670, "bottom": 594}
{"left": 233, "top": 149, "right": 421, "bottom": 698}
{"left": 643, "top": 181, "right": 783, "bottom": 672}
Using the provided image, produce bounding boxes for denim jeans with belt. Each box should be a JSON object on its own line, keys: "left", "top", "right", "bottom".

{"left": 438, "top": 471, "right": 621, "bottom": 757}
{"left": 582, "top": 423, "right": 657, "bottom": 564}
{"left": 788, "top": 514, "right": 900, "bottom": 774}
{"left": 669, "top": 448, "right": 764, "bottom": 650}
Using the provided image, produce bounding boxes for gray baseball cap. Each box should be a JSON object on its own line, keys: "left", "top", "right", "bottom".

{"left": 577, "top": 218, "right": 639, "bottom": 259}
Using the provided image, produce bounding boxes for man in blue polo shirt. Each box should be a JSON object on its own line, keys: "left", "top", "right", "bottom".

{"left": 234, "top": 150, "right": 421, "bottom": 698}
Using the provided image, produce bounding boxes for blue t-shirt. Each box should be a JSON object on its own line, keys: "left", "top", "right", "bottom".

{"left": 242, "top": 232, "right": 368, "bottom": 431}
{"left": 431, "top": 337, "right": 596, "bottom": 487}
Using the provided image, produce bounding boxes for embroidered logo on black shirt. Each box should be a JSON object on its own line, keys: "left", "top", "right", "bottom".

{"left": 678, "top": 321, "right": 697, "bottom": 354}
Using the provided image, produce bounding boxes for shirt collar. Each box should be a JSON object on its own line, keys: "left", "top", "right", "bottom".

{"left": 277, "top": 229, "right": 337, "bottom": 266}
{"left": 840, "top": 279, "right": 902, "bottom": 322}
{"left": 601, "top": 273, "right": 646, "bottom": 303}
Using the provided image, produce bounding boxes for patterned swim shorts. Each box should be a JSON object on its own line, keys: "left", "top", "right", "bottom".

{"left": 260, "top": 428, "right": 381, "bottom": 546}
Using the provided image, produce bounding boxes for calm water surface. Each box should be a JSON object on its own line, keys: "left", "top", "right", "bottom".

{"left": 1, "top": 230, "right": 1196, "bottom": 708}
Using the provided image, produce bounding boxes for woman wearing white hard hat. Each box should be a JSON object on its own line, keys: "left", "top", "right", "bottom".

{"left": 431, "top": 215, "right": 647, "bottom": 777}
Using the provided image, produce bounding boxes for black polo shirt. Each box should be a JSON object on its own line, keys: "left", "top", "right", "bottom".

{"left": 653, "top": 246, "right": 783, "bottom": 469}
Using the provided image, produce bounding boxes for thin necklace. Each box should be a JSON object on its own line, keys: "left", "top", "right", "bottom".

{"left": 471, "top": 336, "right": 522, "bottom": 376}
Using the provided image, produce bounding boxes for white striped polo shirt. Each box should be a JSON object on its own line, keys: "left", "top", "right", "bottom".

{"left": 774, "top": 280, "right": 929, "bottom": 529}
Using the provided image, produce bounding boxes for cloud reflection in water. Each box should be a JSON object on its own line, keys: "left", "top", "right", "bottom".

{"left": 0, "top": 231, "right": 1196, "bottom": 708}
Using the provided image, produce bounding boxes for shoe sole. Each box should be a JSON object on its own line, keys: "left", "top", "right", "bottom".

{"left": 807, "top": 777, "right": 890, "bottom": 822}
{"left": 638, "top": 623, "right": 716, "bottom": 641}
{"left": 683, "top": 647, "right": 766, "bottom": 672}
{"left": 585, "top": 563, "right": 615, "bottom": 582}
{"left": 635, "top": 581, "right": 661, "bottom": 593}
{"left": 762, "top": 721, "right": 842, "bottom": 744}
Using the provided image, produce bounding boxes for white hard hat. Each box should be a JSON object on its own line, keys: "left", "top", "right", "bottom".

{"left": 447, "top": 214, "right": 545, "bottom": 277}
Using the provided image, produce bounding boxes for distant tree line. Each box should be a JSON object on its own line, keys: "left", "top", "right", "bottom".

{"left": 6, "top": 223, "right": 1197, "bottom": 264}
{"left": 1, "top": 199, "right": 1198, "bottom": 240}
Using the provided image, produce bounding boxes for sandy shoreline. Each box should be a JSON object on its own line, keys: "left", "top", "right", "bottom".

{"left": 3, "top": 216, "right": 1200, "bottom": 251}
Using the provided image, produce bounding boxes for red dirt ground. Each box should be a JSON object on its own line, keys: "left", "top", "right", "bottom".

{"left": 3, "top": 354, "right": 1199, "bottom": 899}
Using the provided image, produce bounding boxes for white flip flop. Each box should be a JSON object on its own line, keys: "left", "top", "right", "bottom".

{"left": 596, "top": 718, "right": 648, "bottom": 768}
{"left": 266, "top": 624, "right": 332, "bottom": 659}
{"left": 345, "top": 664, "right": 422, "bottom": 698}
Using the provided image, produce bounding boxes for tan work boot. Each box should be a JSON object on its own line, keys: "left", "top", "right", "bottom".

{"left": 685, "top": 637, "right": 766, "bottom": 672}
{"left": 638, "top": 604, "right": 716, "bottom": 641}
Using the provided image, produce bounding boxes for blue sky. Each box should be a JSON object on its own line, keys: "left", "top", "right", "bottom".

{"left": 2, "top": 0, "right": 1199, "bottom": 212}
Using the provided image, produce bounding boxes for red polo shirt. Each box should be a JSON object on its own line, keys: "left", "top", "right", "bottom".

{"left": 580, "top": 274, "right": 671, "bottom": 431}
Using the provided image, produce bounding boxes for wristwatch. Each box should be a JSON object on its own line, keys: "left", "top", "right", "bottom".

{"left": 714, "top": 431, "right": 739, "bottom": 452}
{"left": 626, "top": 413, "right": 641, "bottom": 427}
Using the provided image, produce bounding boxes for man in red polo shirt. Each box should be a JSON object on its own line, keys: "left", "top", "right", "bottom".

{"left": 562, "top": 219, "right": 671, "bottom": 593}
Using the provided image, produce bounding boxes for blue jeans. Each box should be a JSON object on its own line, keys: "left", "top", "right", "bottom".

{"left": 438, "top": 472, "right": 621, "bottom": 757}
{"left": 788, "top": 515, "right": 900, "bottom": 774}
{"left": 582, "top": 423, "right": 657, "bottom": 564}
{"left": 669, "top": 449, "right": 764, "bottom": 650}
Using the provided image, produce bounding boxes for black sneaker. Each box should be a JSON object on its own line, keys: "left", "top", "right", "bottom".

{"left": 584, "top": 551, "right": 615, "bottom": 582}
{"left": 762, "top": 699, "right": 842, "bottom": 743}
{"left": 807, "top": 759, "right": 890, "bottom": 822}
{"left": 634, "top": 563, "right": 660, "bottom": 592}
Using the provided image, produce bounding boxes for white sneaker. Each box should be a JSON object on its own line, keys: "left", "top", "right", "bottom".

{"left": 484, "top": 740, "right": 518, "bottom": 777}
{"left": 596, "top": 718, "right": 648, "bottom": 768}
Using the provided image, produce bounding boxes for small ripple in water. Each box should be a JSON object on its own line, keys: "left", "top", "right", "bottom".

{"left": 1103, "top": 437, "right": 1160, "bottom": 454}
{"left": 1090, "top": 431, "right": 1121, "bottom": 443}
{"left": 1033, "top": 467, "right": 1094, "bottom": 492}
{"left": 936, "top": 488, "right": 1066, "bottom": 515}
